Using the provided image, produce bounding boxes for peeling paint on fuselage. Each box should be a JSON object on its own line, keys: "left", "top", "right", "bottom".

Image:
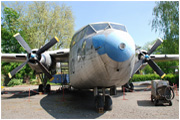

{"left": 69, "top": 28, "right": 135, "bottom": 89}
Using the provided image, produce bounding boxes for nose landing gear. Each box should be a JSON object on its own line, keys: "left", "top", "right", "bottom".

{"left": 94, "top": 87, "right": 114, "bottom": 113}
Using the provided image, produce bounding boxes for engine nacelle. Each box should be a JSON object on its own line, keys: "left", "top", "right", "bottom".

{"left": 28, "top": 52, "right": 53, "bottom": 74}
{"left": 40, "top": 53, "right": 52, "bottom": 68}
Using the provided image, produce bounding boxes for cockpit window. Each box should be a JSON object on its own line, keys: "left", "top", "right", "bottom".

{"left": 91, "top": 23, "right": 110, "bottom": 31}
{"left": 110, "top": 23, "right": 127, "bottom": 32}
{"left": 85, "top": 25, "right": 94, "bottom": 37}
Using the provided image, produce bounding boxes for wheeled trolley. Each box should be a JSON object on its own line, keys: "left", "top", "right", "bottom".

{"left": 151, "top": 80, "right": 175, "bottom": 106}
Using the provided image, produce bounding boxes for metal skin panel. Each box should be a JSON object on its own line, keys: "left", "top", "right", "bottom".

{"left": 69, "top": 28, "right": 136, "bottom": 89}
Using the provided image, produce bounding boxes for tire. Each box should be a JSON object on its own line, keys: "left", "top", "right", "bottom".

{"left": 129, "top": 83, "right": 134, "bottom": 92}
{"left": 104, "top": 95, "right": 112, "bottom": 110}
{"left": 38, "top": 84, "right": 44, "bottom": 92}
{"left": 45, "top": 84, "right": 51, "bottom": 93}
{"left": 154, "top": 99, "right": 158, "bottom": 106}
{"left": 151, "top": 95, "right": 154, "bottom": 102}
{"left": 122, "top": 83, "right": 134, "bottom": 92}
{"left": 122, "top": 86, "right": 128, "bottom": 92}
{"left": 95, "top": 95, "right": 104, "bottom": 109}
{"left": 169, "top": 101, "right": 172, "bottom": 106}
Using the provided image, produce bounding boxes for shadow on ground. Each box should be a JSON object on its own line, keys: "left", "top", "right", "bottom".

{"left": 40, "top": 90, "right": 105, "bottom": 119}
{"left": 137, "top": 100, "right": 155, "bottom": 107}
{"left": 1, "top": 90, "right": 38, "bottom": 99}
{"left": 137, "top": 100, "right": 171, "bottom": 107}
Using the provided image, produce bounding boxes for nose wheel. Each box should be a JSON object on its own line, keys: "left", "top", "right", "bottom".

{"left": 104, "top": 95, "right": 112, "bottom": 110}
{"left": 94, "top": 88, "right": 113, "bottom": 113}
{"left": 95, "top": 95, "right": 104, "bottom": 113}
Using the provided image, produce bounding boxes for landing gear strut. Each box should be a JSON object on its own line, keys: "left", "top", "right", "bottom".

{"left": 38, "top": 74, "right": 51, "bottom": 93}
{"left": 94, "top": 87, "right": 113, "bottom": 112}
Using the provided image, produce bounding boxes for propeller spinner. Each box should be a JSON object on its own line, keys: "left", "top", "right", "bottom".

{"left": 8, "top": 33, "right": 59, "bottom": 81}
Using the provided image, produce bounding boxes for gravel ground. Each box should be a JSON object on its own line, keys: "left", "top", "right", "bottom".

{"left": 1, "top": 85, "right": 179, "bottom": 119}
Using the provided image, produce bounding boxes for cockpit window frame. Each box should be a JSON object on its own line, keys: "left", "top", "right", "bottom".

{"left": 110, "top": 23, "right": 127, "bottom": 32}
{"left": 90, "top": 23, "right": 110, "bottom": 32}
{"left": 70, "top": 22, "right": 127, "bottom": 48}
{"left": 70, "top": 25, "right": 96, "bottom": 47}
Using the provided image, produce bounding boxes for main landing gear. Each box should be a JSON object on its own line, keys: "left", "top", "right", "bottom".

{"left": 38, "top": 84, "right": 51, "bottom": 93}
{"left": 122, "top": 82, "right": 134, "bottom": 92}
{"left": 38, "top": 74, "right": 51, "bottom": 93}
{"left": 94, "top": 87, "right": 116, "bottom": 112}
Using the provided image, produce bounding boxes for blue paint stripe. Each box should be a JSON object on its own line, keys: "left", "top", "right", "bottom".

{"left": 92, "top": 35, "right": 106, "bottom": 55}
{"left": 92, "top": 31, "right": 135, "bottom": 62}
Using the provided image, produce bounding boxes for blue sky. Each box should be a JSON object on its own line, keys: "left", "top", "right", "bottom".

{"left": 58, "top": 1, "right": 160, "bottom": 47}
{"left": 2, "top": 1, "right": 160, "bottom": 47}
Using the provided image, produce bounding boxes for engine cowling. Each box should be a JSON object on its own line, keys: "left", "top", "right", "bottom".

{"left": 40, "top": 53, "right": 52, "bottom": 68}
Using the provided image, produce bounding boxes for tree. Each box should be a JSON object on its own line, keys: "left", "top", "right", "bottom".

{"left": 6, "top": 1, "right": 75, "bottom": 49}
{"left": 1, "top": 7, "right": 34, "bottom": 81}
{"left": 152, "top": 1, "right": 179, "bottom": 54}
{"left": 142, "top": 38, "right": 178, "bottom": 74}
{"left": 1, "top": 1, "right": 75, "bottom": 84}
{"left": 1, "top": 7, "right": 23, "bottom": 53}
{"left": 144, "top": 1, "right": 179, "bottom": 75}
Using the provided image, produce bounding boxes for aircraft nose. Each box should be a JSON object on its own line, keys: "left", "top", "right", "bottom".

{"left": 92, "top": 31, "right": 135, "bottom": 62}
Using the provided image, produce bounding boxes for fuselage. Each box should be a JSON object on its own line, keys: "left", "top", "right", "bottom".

{"left": 69, "top": 22, "right": 135, "bottom": 89}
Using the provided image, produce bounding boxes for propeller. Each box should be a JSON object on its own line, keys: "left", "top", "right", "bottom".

{"left": 8, "top": 60, "right": 28, "bottom": 79}
{"left": 14, "top": 33, "right": 32, "bottom": 54}
{"left": 36, "top": 36, "right": 59, "bottom": 55}
{"left": 8, "top": 33, "right": 59, "bottom": 80}
{"left": 132, "top": 38, "right": 166, "bottom": 79}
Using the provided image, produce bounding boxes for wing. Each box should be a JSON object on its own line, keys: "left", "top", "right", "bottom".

{"left": 1, "top": 53, "right": 27, "bottom": 62}
{"left": 150, "top": 54, "right": 179, "bottom": 62}
{"left": 1, "top": 49, "right": 70, "bottom": 63}
{"left": 47, "top": 49, "right": 70, "bottom": 62}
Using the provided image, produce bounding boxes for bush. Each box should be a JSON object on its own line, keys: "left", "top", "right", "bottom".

{"left": 132, "top": 74, "right": 179, "bottom": 86}
{"left": 163, "top": 74, "right": 179, "bottom": 86}
{"left": 7, "top": 79, "right": 23, "bottom": 87}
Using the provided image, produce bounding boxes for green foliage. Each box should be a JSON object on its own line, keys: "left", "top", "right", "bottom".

{"left": 1, "top": 7, "right": 24, "bottom": 53}
{"left": 132, "top": 74, "right": 179, "bottom": 86}
{"left": 142, "top": 65, "right": 154, "bottom": 74}
{"left": 2, "top": 7, "right": 19, "bottom": 32}
{"left": 142, "top": 39, "right": 163, "bottom": 54}
{"left": 1, "top": 62, "right": 34, "bottom": 79}
{"left": 142, "top": 61, "right": 179, "bottom": 75}
{"left": 1, "top": 7, "right": 35, "bottom": 80}
{"left": 1, "top": 2, "right": 75, "bottom": 82}
{"left": 10, "top": 1, "right": 75, "bottom": 49}
{"left": 29, "top": 79, "right": 39, "bottom": 85}
{"left": 152, "top": 1, "right": 179, "bottom": 54}
{"left": 143, "top": 2, "right": 179, "bottom": 75}
{"left": 7, "top": 79, "right": 23, "bottom": 87}
{"left": 157, "top": 61, "right": 179, "bottom": 74}
{"left": 132, "top": 74, "right": 160, "bottom": 82}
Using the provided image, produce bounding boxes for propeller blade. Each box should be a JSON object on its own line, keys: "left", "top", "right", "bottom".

{"left": 8, "top": 60, "right": 28, "bottom": 79}
{"left": 131, "top": 59, "right": 144, "bottom": 77}
{"left": 36, "top": 37, "right": 59, "bottom": 55}
{"left": 14, "top": 33, "right": 32, "bottom": 54}
{"left": 147, "top": 38, "right": 163, "bottom": 55}
{"left": 35, "top": 60, "right": 54, "bottom": 81}
{"left": 148, "top": 59, "right": 166, "bottom": 78}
